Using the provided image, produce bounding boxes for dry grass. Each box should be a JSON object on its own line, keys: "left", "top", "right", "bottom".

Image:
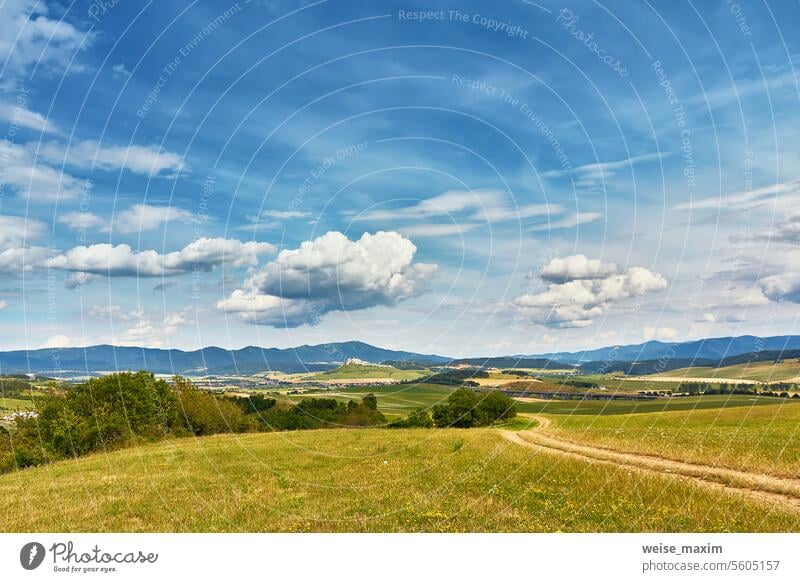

{"left": 545, "top": 401, "right": 800, "bottom": 478}
{"left": 1, "top": 427, "right": 799, "bottom": 532}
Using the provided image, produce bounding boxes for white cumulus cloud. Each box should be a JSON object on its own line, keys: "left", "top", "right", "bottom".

{"left": 1, "top": 142, "right": 85, "bottom": 201}
{"left": 514, "top": 255, "right": 667, "bottom": 328}
{"left": 0, "top": 102, "right": 60, "bottom": 134}
{"left": 0, "top": 215, "right": 46, "bottom": 249}
{"left": 538, "top": 254, "right": 619, "bottom": 283}
{"left": 0, "top": 0, "right": 94, "bottom": 83}
{"left": 45, "top": 238, "right": 275, "bottom": 280}
{"left": 218, "top": 230, "right": 436, "bottom": 327}
{"left": 759, "top": 272, "right": 800, "bottom": 303}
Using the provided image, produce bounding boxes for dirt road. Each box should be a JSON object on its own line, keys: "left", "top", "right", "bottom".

{"left": 502, "top": 415, "right": 800, "bottom": 510}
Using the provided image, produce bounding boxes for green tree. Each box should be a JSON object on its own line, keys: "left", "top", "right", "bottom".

{"left": 28, "top": 371, "right": 181, "bottom": 459}
{"left": 174, "top": 376, "right": 251, "bottom": 435}
{"left": 476, "top": 391, "right": 517, "bottom": 425}
{"left": 390, "top": 408, "right": 433, "bottom": 428}
{"left": 433, "top": 388, "right": 479, "bottom": 428}
{"left": 362, "top": 393, "right": 378, "bottom": 410}
{"left": 404, "top": 408, "right": 433, "bottom": 428}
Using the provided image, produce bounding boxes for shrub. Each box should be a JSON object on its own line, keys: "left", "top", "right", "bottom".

{"left": 432, "top": 389, "right": 517, "bottom": 428}
{"left": 476, "top": 391, "right": 517, "bottom": 424}
{"left": 389, "top": 408, "right": 433, "bottom": 428}
{"left": 362, "top": 393, "right": 378, "bottom": 410}
{"left": 432, "top": 388, "right": 479, "bottom": 428}
{"left": 174, "top": 377, "right": 252, "bottom": 435}
{"left": 228, "top": 394, "right": 276, "bottom": 414}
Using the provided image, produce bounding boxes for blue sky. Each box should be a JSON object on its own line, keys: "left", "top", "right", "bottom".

{"left": 1, "top": 0, "right": 799, "bottom": 356}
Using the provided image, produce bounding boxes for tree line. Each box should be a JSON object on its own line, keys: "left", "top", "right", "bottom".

{"left": 390, "top": 388, "right": 517, "bottom": 428}
{"left": 0, "top": 374, "right": 519, "bottom": 475}
{"left": 0, "top": 372, "right": 385, "bottom": 474}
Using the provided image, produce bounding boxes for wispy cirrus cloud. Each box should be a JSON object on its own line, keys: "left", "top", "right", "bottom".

{"left": 348, "top": 188, "right": 568, "bottom": 237}
{"left": 529, "top": 212, "right": 603, "bottom": 232}
{"left": 674, "top": 179, "right": 800, "bottom": 212}
{"left": 542, "top": 153, "right": 668, "bottom": 179}
{"left": 36, "top": 139, "right": 186, "bottom": 176}
{"left": 351, "top": 189, "right": 559, "bottom": 223}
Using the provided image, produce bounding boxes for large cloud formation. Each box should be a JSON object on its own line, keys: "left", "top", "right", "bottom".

{"left": 759, "top": 272, "right": 800, "bottom": 303}
{"left": 218, "top": 231, "right": 436, "bottom": 327}
{"left": 45, "top": 238, "right": 275, "bottom": 278}
{"left": 514, "top": 254, "right": 667, "bottom": 328}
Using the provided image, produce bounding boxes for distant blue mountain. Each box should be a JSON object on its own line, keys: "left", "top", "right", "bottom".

{"left": 533, "top": 335, "right": 800, "bottom": 365}
{"left": 2, "top": 335, "right": 799, "bottom": 377}
{"left": 0, "top": 342, "right": 449, "bottom": 376}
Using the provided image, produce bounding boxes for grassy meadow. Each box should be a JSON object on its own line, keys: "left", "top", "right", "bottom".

{"left": 288, "top": 383, "right": 456, "bottom": 417}
{"left": 542, "top": 400, "right": 800, "bottom": 477}
{"left": 288, "top": 385, "right": 783, "bottom": 418}
{"left": 4, "top": 374, "right": 800, "bottom": 533}
{"left": 0, "top": 397, "right": 34, "bottom": 412}
{"left": 301, "top": 364, "right": 428, "bottom": 382}
{"left": 2, "top": 426, "right": 800, "bottom": 532}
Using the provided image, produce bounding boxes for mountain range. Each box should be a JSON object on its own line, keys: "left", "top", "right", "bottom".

{"left": 0, "top": 342, "right": 448, "bottom": 376}
{"left": 533, "top": 335, "right": 800, "bottom": 364}
{"left": 1, "top": 335, "right": 799, "bottom": 376}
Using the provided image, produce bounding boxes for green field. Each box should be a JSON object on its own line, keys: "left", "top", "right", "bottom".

{"left": 542, "top": 400, "right": 800, "bottom": 477}
{"left": 0, "top": 397, "right": 34, "bottom": 412}
{"left": 649, "top": 359, "right": 800, "bottom": 383}
{"left": 302, "top": 364, "right": 428, "bottom": 382}
{"left": 514, "top": 394, "right": 782, "bottom": 415}
{"left": 562, "top": 374, "right": 686, "bottom": 392}
{"left": 290, "top": 384, "right": 782, "bottom": 418}
{"left": 289, "top": 383, "right": 456, "bottom": 417}
{"left": 2, "top": 427, "right": 799, "bottom": 532}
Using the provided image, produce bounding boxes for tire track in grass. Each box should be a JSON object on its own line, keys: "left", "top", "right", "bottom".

{"left": 502, "top": 415, "right": 800, "bottom": 510}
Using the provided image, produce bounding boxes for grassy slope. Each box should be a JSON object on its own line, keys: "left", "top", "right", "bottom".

{"left": 651, "top": 360, "right": 800, "bottom": 382}
{"left": 1, "top": 427, "right": 799, "bottom": 532}
{"left": 543, "top": 400, "right": 800, "bottom": 477}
